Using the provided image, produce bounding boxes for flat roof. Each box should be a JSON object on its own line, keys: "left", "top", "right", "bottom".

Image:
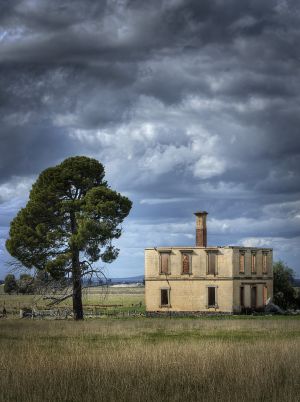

{"left": 145, "top": 246, "right": 273, "bottom": 251}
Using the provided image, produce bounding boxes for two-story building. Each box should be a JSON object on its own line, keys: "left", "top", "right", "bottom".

{"left": 145, "top": 212, "right": 273, "bottom": 314}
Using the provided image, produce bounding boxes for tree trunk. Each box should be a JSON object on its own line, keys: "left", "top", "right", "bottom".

{"left": 72, "top": 249, "right": 83, "bottom": 320}
{"left": 70, "top": 211, "right": 83, "bottom": 320}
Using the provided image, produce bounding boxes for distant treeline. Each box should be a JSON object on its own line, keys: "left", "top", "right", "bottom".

{"left": 3, "top": 272, "right": 50, "bottom": 295}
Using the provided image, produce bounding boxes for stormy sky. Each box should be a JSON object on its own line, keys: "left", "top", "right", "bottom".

{"left": 0, "top": 0, "right": 300, "bottom": 278}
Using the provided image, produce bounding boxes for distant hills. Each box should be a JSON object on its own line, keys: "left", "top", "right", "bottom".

{"left": 292, "top": 278, "right": 300, "bottom": 287}
{"left": 0, "top": 275, "right": 144, "bottom": 284}
{"left": 102, "top": 275, "right": 300, "bottom": 286}
{"left": 1, "top": 274, "right": 299, "bottom": 286}
{"left": 109, "top": 275, "right": 144, "bottom": 284}
{"left": 82, "top": 275, "right": 144, "bottom": 286}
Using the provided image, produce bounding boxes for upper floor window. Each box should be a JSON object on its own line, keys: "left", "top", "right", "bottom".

{"left": 262, "top": 253, "right": 268, "bottom": 274}
{"left": 181, "top": 251, "right": 192, "bottom": 274}
{"left": 159, "top": 252, "right": 171, "bottom": 274}
{"left": 251, "top": 252, "right": 256, "bottom": 274}
{"left": 207, "top": 252, "right": 217, "bottom": 275}
{"left": 239, "top": 251, "right": 245, "bottom": 273}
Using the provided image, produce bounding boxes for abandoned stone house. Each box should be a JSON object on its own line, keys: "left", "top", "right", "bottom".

{"left": 145, "top": 212, "right": 273, "bottom": 314}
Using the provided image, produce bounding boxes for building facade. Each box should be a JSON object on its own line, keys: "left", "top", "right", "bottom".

{"left": 145, "top": 212, "right": 273, "bottom": 314}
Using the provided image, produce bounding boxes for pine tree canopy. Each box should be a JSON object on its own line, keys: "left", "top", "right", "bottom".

{"left": 6, "top": 156, "right": 132, "bottom": 282}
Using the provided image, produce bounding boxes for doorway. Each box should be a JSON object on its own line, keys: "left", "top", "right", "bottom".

{"left": 251, "top": 286, "right": 257, "bottom": 309}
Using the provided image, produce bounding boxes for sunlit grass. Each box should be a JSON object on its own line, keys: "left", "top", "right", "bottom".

{"left": 0, "top": 286, "right": 145, "bottom": 315}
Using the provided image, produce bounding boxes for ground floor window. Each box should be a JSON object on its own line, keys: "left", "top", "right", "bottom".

{"left": 263, "top": 286, "right": 268, "bottom": 305}
{"left": 208, "top": 287, "right": 217, "bottom": 307}
{"left": 240, "top": 286, "right": 244, "bottom": 307}
{"left": 251, "top": 286, "right": 257, "bottom": 309}
{"left": 160, "top": 289, "right": 170, "bottom": 307}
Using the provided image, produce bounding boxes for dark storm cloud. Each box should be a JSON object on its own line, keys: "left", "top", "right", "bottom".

{"left": 0, "top": 0, "right": 300, "bottom": 275}
{"left": 1, "top": 0, "right": 297, "bottom": 66}
{"left": 0, "top": 122, "right": 76, "bottom": 182}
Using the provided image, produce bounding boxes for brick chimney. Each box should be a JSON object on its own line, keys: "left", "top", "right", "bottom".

{"left": 194, "top": 211, "right": 208, "bottom": 247}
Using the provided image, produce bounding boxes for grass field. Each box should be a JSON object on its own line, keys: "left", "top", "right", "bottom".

{"left": 0, "top": 317, "right": 300, "bottom": 402}
{"left": 0, "top": 285, "right": 145, "bottom": 316}
{"left": 1, "top": 286, "right": 300, "bottom": 401}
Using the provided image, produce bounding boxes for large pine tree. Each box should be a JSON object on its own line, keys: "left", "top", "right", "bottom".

{"left": 6, "top": 156, "right": 132, "bottom": 319}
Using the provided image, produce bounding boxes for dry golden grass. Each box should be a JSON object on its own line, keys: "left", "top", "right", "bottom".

{"left": 0, "top": 317, "right": 300, "bottom": 402}
{"left": 0, "top": 286, "right": 145, "bottom": 315}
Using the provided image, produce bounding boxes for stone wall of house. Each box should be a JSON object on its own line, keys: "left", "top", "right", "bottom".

{"left": 232, "top": 247, "right": 273, "bottom": 277}
{"left": 145, "top": 278, "right": 234, "bottom": 312}
{"left": 145, "top": 246, "right": 273, "bottom": 313}
{"left": 145, "top": 247, "right": 233, "bottom": 278}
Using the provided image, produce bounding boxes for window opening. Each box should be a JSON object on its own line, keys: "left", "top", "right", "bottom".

{"left": 240, "top": 286, "right": 244, "bottom": 307}
{"left": 182, "top": 253, "right": 191, "bottom": 274}
{"left": 251, "top": 286, "right": 257, "bottom": 309}
{"left": 160, "top": 253, "right": 169, "bottom": 274}
{"left": 251, "top": 253, "right": 256, "bottom": 273}
{"left": 208, "top": 287, "right": 216, "bottom": 307}
{"left": 161, "top": 289, "right": 169, "bottom": 306}
{"left": 262, "top": 253, "right": 268, "bottom": 274}
{"left": 207, "top": 253, "right": 216, "bottom": 275}
{"left": 239, "top": 252, "right": 245, "bottom": 273}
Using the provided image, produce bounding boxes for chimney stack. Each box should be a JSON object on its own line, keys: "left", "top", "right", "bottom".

{"left": 194, "top": 211, "right": 208, "bottom": 247}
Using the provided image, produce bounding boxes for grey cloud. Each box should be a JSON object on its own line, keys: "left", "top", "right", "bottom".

{"left": 0, "top": 0, "right": 300, "bottom": 275}
{"left": 1, "top": 0, "right": 298, "bottom": 67}
{"left": 0, "top": 123, "right": 76, "bottom": 183}
{"left": 0, "top": 0, "right": 107, "bottom": 30}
